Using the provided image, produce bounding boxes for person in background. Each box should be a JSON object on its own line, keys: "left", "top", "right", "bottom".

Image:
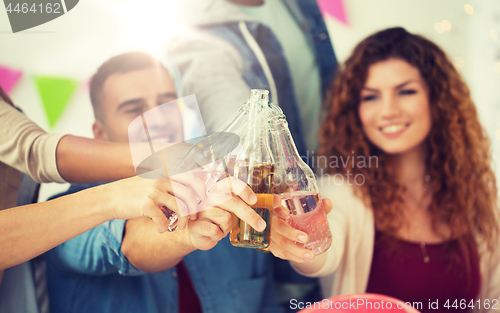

{"left": 169, "top": 0, "right": 337, "bottom": 158}
{"left": 0, "top": 87, "right": 194, "bottom": 269}
{"left": 168, "top": 0, "right": 337, "bottom": 308}
{"left": 0, "top": 84, "right": 196, "bottom": 312}
{"left": 290, "top": 27, "right": 500, "bottom": 310}
{"left": 46, "top": 52, "right": 304, "bottom": 313}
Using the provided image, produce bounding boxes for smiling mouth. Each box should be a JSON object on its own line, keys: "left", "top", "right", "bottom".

{"left": 379, "top": 123, "right": 410, "bottom": 134}
{"left": 144, "top": 133, "right": 175, "bottom": 143}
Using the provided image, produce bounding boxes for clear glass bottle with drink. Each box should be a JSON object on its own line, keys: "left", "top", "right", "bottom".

{"left": 269, "top": 111, "right": 332, "bottom": 255}
{"left": 216, "top": 100, "right": 250, "bottom": 175}
{"left": 171, "top": 100, "right": 250, "bottom": 193}
{"left": 230, "top": 89, "right": 275, "bottom": 249}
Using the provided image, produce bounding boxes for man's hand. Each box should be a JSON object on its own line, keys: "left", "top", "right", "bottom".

{"left": 268, "top": 198, "right": 332, "bottom": 263}
{"left": 186, "top": 176, "right": 270, "bottom": 250}
{"left": 187, "top": 207, "right": 232, "bottom": 250}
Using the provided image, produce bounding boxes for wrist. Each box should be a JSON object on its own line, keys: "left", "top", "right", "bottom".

{"left": 87, "top": 183, "right": 116, "bottom": 222}
{"left": 75, "top": 186, "right": 115, "bottom": 224}
{"left": 184, "top": 226, "right": 198, "bottom": 253}
{"left": 119, "top": 144, "right": 136, "bottom": 179}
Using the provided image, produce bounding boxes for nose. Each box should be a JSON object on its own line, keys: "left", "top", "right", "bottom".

{"left": 142, "top": 103, "right": 171, "bottom": 135}
{"left": 380, "top": 93, "right": 402, "bottom": 120}
{"left": 145, "top": 108, "right": 164, "bottom": 128}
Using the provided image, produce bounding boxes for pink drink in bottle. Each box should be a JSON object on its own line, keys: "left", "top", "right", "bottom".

{"left": 281, "top": 192, "right": 332, "bottom": 254}
{"left": 269, "top": 111, "right": 332, "bottom": 255}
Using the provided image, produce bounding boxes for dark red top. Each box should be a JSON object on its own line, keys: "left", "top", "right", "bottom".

{"left": 177, "top": 261, "right": 203, "bottom": 313}
{"left": 366, "top": 230, "right": 480, "bottom": 313}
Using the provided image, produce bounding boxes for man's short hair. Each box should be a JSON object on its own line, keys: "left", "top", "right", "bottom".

{"left": 89, "top": 52, "right": 169, "bottom": 122}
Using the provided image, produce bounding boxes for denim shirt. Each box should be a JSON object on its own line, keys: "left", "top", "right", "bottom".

{"left": 45, "top": 184, "right": 284, "bottom": 313}
{"left": 197, "top": 0, "right": 337, "bottom": 161}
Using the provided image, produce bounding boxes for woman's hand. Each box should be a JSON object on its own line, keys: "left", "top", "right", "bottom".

{"left": 268, "top": 198, "right": 332, "bottom": 263}
{"left": 98, "top": 174, "right": 206, "bottom": 233}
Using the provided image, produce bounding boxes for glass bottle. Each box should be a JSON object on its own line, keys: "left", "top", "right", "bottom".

{"left": 230, "top": 89, "right": 275, "bottom": 249}
{"left": 171, "top": 100, "right": 250, "bottom": 193}
{"left": 269, "top": 112, "right": 332, "bottom": 255}
{"left": 216, "top": 100, "right": 250, "bottom": 175}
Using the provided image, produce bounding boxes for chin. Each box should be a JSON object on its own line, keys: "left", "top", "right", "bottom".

{"left": 370, "top": 138, "right": 411, "bottom": 155}
{"left": 377, "top": 139, "right": 427, "bottom": 156}
{"left": 380, "top": 146, "right": 410, "bottom": 155}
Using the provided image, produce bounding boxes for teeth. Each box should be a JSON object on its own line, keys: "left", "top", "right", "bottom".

{"left": 381, "top": 124, "right": 406, "bottom": 133}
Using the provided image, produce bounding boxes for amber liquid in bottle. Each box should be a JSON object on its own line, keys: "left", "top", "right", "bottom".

{"left": 230, "top": 163, "right": 275, "bottom": 248}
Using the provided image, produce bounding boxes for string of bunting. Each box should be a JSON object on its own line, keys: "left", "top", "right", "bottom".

{"left": 0, "top": 2, "right": 349, "bottom": 128}
{"left": 0, "top": 64, "right": 82, "bottom": 129}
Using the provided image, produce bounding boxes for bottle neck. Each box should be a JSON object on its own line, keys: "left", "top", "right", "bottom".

{"left": 217, "top": 101, "right": 249, "bottom": 135}
{"left": 271, "top": 120, "right": 302, "bottom": 164}
{"left": 239, "top": 90, "right": 273, "bottom": 165}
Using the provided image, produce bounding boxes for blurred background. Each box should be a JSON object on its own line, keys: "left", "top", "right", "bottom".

{"left": 0, "top": 0, "right": 499, "bottom": 200}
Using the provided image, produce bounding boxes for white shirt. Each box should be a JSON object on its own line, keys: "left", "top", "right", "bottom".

{"left": 238, "top": 0, "right": 323, "bottom": 153}
{"left": 293, "top": 177, "right": 500, "bottom": 313}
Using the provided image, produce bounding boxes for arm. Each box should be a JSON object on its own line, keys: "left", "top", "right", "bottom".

{"left": 0, "top": 100, "right": 65, "bottom": 183}
{"left": 55, "top": 136, "right": 136, "bottom": 183}
{"left": 0, "top": 176, "right": 183, "bottom": 270}
{"left": 0, "top": 185, "right": 113, "bottom": 270}
{"left": 46, "top": 220, "right": 144, "bottom": 276}
{"left": 120, "top": 177, "right": 268, "bottom": 273}
{"left": 168, "top": 32, "right": 251, "bottom": 133}
{"left": 120, "top": 218, "right": 195, "bottom": 273}
{"left": 0, "top": 100, "right": 167, "bottom": 184}
{"left": 57, "top": 138, "right": 197, "bottom": 184}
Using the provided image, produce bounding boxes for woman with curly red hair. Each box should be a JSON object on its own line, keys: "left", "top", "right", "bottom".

{"left": 290, "top": 27, "right": 500, "bottom": 309}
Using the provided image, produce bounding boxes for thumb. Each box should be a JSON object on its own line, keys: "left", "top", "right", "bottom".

{"left": 323, "top": 198, "right": 332, "bottom": 215}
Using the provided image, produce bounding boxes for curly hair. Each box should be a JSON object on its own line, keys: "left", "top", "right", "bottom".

{"left": 319, "top": 27, "right": 499, "bottom": 250}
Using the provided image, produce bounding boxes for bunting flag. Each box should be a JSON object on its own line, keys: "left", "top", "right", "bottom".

{"left": 317, "top": 0, "right": 349, "bottom": 26}
{"left": 34, "top": 76, "right": 79, "bottom": 128}
{"left": 0, "top": 65, "right": 23, "bottom": 94}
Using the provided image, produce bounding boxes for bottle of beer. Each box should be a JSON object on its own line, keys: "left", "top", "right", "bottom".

{"left": 230, "top": 89, "right": 275, "bottom": 249}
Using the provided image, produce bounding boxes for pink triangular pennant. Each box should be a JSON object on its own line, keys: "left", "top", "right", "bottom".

{"left": 317, "top": 0, "right": 349, "bottom": 26}
{"left": 0, "top": 65, "right": 23, "bottom": 94}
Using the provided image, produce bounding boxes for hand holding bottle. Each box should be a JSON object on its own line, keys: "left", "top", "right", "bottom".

{"left": 268, "top": 198, "right": 333, "bottom": 263}
{"left": 191, "top": 176, "right": 276, "bottom": 250}
{"left": 100, "top": 174, "right": 206, "bottom": 233}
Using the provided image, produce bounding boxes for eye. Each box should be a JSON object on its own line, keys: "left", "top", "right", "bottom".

{"left": 399, "top": 89, "right": 417, "bottom": 96}
{"left": 125, "top": 108, "right": 143, "bottom": 114}
{"left": 361, "top": 94, "right": 378, "bottom": 102}
{"left": 159, "top": 102, "right": 177, "bottom": 109}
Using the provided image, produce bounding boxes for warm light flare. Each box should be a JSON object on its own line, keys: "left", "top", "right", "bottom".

{"left": 441, "top": 20, "right": 451, "bottom": 31}
{"left": 464, "top": 4, "right": 474, "bottom": 15}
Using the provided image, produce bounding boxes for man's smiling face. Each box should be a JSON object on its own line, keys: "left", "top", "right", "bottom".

{"left": 93, "top": 66, "right": 183, "bottom": 144}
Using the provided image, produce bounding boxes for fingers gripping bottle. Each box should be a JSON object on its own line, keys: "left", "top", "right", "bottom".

{"left": 230, "top": 90, "right": 275, "bottom": 249}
